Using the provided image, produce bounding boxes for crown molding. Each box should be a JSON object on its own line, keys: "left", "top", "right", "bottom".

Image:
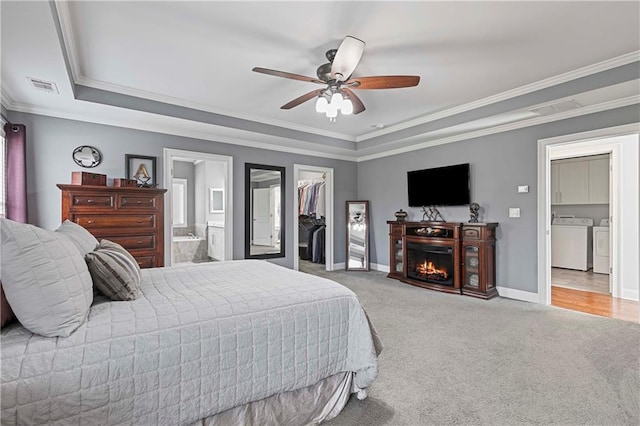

{"left": 1, "top": 87, "right": 16, "bottom": 109}
{"left": 355, "top": 96, "right": 639, "bottom": 162}
{"left": 8, "top": 101, "right": 359, "bottom": 162}
{"left": 53, "top": 0, "right": 81, "bottom": 83}
{"left": 356, "top": 51, "right": 640, "bottom": 142}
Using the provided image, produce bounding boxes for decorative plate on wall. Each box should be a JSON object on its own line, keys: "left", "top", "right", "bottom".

{"left": 72, "top": 145, "right": 102, "bottom": 168}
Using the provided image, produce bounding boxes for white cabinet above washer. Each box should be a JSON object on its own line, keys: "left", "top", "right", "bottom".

{"left": 551, "top": 155, "right": 610, "bottom": 205}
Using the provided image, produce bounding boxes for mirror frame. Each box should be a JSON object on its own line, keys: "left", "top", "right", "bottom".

{"left": 346, "top": 200, "right": 370, "bottom": 271}
{"left": 245, "top": 163, "right": 286, "bottom": 259}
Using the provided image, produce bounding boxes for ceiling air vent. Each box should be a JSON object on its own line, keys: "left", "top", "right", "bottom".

{"left": 530, "top": 99, "right": 581, "bottom": 116}
{"left": 27, "top": 77, "right": 59, "bottom": 94}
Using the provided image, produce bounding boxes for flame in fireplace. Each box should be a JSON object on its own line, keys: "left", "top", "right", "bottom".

{"left": 416, "top": 260, "right": 448, "bottom": 280}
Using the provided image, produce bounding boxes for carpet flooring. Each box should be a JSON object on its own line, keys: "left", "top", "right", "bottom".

{"left": 300, "top": 264, "right": 640, "bottom": 425}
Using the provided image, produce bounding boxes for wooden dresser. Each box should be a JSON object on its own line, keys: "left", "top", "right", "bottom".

{"left": 58, "top": 184, "right": 167, "bottom": 268}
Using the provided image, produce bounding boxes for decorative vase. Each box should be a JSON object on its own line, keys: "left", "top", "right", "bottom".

{"left": 394, "top": 209, "right": 408, "bottom": 222}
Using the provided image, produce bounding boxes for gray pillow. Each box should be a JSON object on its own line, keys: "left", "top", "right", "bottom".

{"left": 55, "top": 220, "right": 99, "bottom": 255}
{"left": 0, "top": 218, "right": 93, "bottom": 337}
{"left": 85, "top": 240, "right": 141, "bottom": 301}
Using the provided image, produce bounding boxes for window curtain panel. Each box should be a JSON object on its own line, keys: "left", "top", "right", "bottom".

{"left": 4, "top": 123, "right": 27, "bottom": 223}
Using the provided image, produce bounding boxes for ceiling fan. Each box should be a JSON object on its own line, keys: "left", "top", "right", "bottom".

{"left": 252, "top": 36, "right": 420, "bottom": 121}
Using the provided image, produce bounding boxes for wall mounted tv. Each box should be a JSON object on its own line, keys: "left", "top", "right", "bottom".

{"left": 407, "top": 163, "right": 470, "bottom": 207}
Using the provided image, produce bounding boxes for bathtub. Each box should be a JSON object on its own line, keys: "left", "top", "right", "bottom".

{"left": 172, "top": 236, "right": 208, "bottom": 263}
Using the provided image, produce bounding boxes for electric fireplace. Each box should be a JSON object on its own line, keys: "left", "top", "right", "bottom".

{"left": 406, "top": 242, "right": 454, "bottom": 286}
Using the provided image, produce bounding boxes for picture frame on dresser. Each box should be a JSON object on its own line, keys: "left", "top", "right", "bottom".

{"left": 125, "top": 154, "right": 157, "bottom": 188}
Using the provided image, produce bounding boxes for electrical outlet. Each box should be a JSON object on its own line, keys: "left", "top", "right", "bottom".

{"left": 518, "top": 185, "right": 529, "bottom": 193}
{"left": 509, "top": 208, "right": 521, "bottom": 218}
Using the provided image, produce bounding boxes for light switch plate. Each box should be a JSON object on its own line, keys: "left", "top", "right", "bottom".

{"left": 518, "top": 185, "right": 529, "bottom": 193}
{"left": 509, "top": 208, "right": 521, "bottom": 218}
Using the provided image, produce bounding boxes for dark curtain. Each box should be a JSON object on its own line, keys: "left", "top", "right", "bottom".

{"left": 4, "top": 123, "right": 27, "bottom": 223}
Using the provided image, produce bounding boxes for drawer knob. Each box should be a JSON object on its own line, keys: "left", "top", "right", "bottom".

{"left": 87, "top": 220, "right": 94, "bottom": 224}
{"left": 87, "top": 199, "right": 94, "bottom": 203}
{"left": 137, "top": 241, "right": 143, "bottom": 244}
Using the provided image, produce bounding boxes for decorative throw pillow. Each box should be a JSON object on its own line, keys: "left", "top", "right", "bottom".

{"left": 1, "top": 282, "right": 15, "bottom": 328}
{"left": 85, "top": 240, "right": 141, "bottom": 301}
{"left": 0, "top": 218, "right": 93, "bottom": 337}
{"left": 55, "top": 219, "right": 99, "bottom": 255}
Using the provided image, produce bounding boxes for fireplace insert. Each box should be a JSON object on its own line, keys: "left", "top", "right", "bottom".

{"left": 406, "top": 242, "right": 454, "bottom": 286}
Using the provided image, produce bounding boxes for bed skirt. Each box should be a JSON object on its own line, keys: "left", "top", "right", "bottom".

{"left": 194, "top": 372, "right": 357, "bottom": 426}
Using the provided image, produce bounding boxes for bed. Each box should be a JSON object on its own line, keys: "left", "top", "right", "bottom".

{"left": 1, "top": 260, "right": 382, "bottom": 425}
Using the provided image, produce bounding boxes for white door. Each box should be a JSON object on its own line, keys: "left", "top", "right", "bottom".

{"left": 253, "top": 188, "right": 272, "bottom": 246}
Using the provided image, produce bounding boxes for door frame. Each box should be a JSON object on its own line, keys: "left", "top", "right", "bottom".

{"left": 293, "top": 165, "right": 334, "bottom": 271}
{"left": 537, "top": 123, "right": 639, "bottom": 304}
{"left": 163, "top": 148, "right": 233, "bottom": 265}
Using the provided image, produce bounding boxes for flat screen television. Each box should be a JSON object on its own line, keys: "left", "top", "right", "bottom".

{"left": 407, "top": 163, "right": 470, "bottom": 207}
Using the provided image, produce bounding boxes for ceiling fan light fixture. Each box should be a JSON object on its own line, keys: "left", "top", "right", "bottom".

{"left": 330, "top": 92, "right": 343, "bottom": 108}
{"left": 341, "top": 98, "right": 353, "bottom": 115}
{"left": 315, "top": 96, "right": 328, "bottom": 113}
{"left": 326, "top": 106, "right": 338, "bottom": 118}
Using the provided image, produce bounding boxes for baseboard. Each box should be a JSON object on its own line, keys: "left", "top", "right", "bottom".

{"left": 333, "top": 262, "right": 345, "bottom": 270}
{"left": 496, "top": 286, "right": 540, "bottom": 303}
{"left": 371, "top": 263, "right": 390, "bottom": 273}
{"left": 620, "top": 289, "right": 639, "bottom": 301}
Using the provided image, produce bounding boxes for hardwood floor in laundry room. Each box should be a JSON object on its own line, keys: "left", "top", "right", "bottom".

{"left": 552, "top": 286, "right": 639, "bottom": 323}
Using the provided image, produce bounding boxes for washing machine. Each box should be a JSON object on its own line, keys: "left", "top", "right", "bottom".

{"left": 593, "top": 219, "right": 610, "bottom": 274}
{"left": 551, "top": 217, "right": 593, "bottom": 271}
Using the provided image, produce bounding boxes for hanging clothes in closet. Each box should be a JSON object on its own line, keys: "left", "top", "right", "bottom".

{"left": 305, "top": 222, "right": 325, "bottom": 264}
{"left": 298, "top": 181, "right": 326, "bottom": 219}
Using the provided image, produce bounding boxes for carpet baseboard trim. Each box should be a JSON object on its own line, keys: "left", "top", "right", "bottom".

{"left": 496, "top": 286, "right": 540, "bottom": 303}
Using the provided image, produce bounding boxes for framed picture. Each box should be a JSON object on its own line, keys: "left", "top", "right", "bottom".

{"left": 125, "top": 154, "right": 157, "bottom": 188}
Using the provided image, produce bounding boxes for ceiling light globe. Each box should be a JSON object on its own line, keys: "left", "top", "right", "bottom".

{"left": 341, "top": 98, "right": 353, "bottom": 115}
{"left": 326, "top": 107, "right": 338, "bottom": 118}
{"left": 315, "top": 97, "right": 328, "bottom": 113}
{"left": 330, "top": 92, "right": 343, "bottom": 109}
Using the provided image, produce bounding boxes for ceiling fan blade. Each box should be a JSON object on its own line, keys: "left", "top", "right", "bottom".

{"left": 331, "top": 36, "right": 365, "bottom": 82}
{"left": 252, "top": 67, "right": 325, "bottom": 84}
{"left": 348, "top": 75, "right": 420, "bottom": 90}
{"left": 342, "top": 88, "right": 365, "bottom": 115}
{"left": 281, "top": 89, "right": 324, "bottom": 110}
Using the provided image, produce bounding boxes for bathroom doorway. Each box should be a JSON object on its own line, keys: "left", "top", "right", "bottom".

{"left": 163, "top": 149, "right": 233, "bottom": 266}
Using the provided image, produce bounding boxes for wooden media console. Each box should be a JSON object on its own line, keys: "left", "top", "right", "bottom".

{"left": 388, "top": 221, "right": 498, "bottom": 299}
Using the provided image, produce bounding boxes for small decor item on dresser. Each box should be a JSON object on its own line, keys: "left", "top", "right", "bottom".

{"left": 72, "top": 145, "right": 102, "bottom": 168}
{"left": 394, "top": 209, "right": 408, "bottom": 222}
{"left": 422, "top": 206, "right": 444, "bottom": 222}
{"left": 71, "top": 171, "right": 107, "bottom": 186}
{"left": 469, "top": 202, "right": 480, "bottom": 223}
{"left": 125, "top": 154, "right": 156, "bottom": 188}
{"left": 112, "top": 178, "right": 138, "bottom": 188}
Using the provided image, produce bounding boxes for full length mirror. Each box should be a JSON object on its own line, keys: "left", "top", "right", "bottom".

{"left": 346, "top": 200, "right": 370, "bottom": 270}
{"left": 245, "top": 163, "right": 285, "bottom": 259}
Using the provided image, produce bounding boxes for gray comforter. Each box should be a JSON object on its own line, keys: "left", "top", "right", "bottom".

{"left": 1, "top": 260, "right": 380, "bottom": 425}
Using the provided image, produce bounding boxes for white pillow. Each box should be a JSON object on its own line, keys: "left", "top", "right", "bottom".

{"left": 55, "top": 219, "right": 98, "bottom": 255}
{"left": 0, "top": 219, "right": 93, "bottom": 337}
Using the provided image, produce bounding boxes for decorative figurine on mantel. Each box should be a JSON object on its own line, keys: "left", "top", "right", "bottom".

{"left": 469, "top": 202, "right": 480, "bottom": 223}
{"left": 422, "top": 206, "right": 444, "bottom": 222}
{"left": 394, "top": 209, "right": 408, "bottom": 222}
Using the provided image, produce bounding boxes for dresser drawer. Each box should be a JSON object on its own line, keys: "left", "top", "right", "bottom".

{"left": 104, "top": 235, "right": 156, "bottom": 250}
{"left": 134, "top": 255, "right": 157, "bottom": 269}
{"left": 118, "top": 195, "right": 157, "bottom": 209}
{"left": 71, "top": 193, "right": 115, "bottom": 208}
{"left": 75, "top": 214, "right": 156, "bottom": 229}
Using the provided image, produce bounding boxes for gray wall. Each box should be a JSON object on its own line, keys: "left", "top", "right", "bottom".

{"left": 358, "top": 105, "right": 640, "bottom": 293}
{"left": 172, "top": 160, "right": 195, "bottom": 227}
{"left": 8, "top": 111, "right": 357, "bottom": 268}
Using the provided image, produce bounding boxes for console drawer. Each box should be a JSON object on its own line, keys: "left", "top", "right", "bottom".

{"left": 71, "top": 193, "right": 115, "bottom": 208}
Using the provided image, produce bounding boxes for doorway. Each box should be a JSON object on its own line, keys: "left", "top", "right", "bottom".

{"left": 163, "top": 149, "right": 233, "bottom": 266}
{"left": 293, "top": 165, "right": 334, "bottom": 272}
{"left": 537, "top": 124, "right": 639, "bottom": 320}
